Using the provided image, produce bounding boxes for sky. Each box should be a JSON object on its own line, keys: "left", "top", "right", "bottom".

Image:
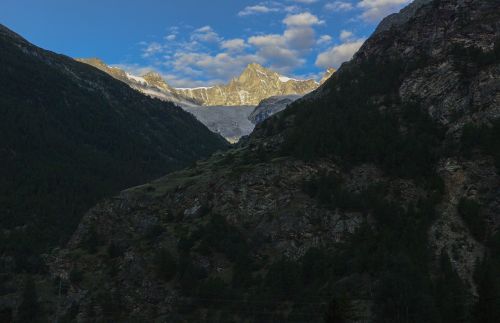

{"left": 0, "top": 0, "right": 411, "bottom": 87}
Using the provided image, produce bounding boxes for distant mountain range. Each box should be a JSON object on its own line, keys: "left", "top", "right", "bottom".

{"left": 76, "top": 58, "right": 200, "bottom": 107}
{"left": 176, "top": 63, "right": 333, "bottom": 106}
{"left": 79, "top": 59, "right": 334, "bottom": 107}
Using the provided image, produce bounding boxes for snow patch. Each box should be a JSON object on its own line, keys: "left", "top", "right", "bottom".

{"left": 279, "top": 75, "right": 300, "bottom": 83}
{"left": 126, "top": 73, "right": 148, "bottom": 85}
{"left": 176, "top": 86, "right": 215, "bottom": 90}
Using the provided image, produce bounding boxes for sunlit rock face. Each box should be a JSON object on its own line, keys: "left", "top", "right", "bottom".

{"left": 176, "top": 63, "right": 320, "bottom": 106}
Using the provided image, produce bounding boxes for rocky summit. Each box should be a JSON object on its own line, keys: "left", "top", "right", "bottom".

{"left": 31, "top": 0, "right": 500, "bottom": 322}
{"left": 176, "top": 63, "right": 320, "bottom": 106}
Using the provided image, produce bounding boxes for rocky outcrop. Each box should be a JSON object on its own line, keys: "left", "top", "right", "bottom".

{"left": 374, "top": 0, "right": 434, "bottom": 35}
{"left": 248, "top": 95, "right": 302, "bottom": 124}
{"left": 248, "top": 69, "right": 336, "bottom": 125}
{"left": 320, "top": 67, "right": 336, "bottom": 84}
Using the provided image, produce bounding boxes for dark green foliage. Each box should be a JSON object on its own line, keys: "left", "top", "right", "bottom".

{"left": 82, "top": 226, "right": 101, "bottom": 254}
{"left": 451, "top": 41, "right": 500, "bottom": 72}
{"left": 280, "top": 58, "right": 444, "bottom": 181}
{"left": 458, "top": 198, "right": 487, "bottom": 241}
{"left": 0, "top": 307, "right": 13, "bottom": 323}
{"left": 196, "top": 214, "right": 250, "bottom": 263}
{"left": 357, "top": 201, "right": 439, "bottom": 322}
{"left": 302, "top": 172, "right": 384, "bottom": 211}
{"left": 323, "top": 297, "right": 353, "bottom": 323}
{"left": 264, "top": 259, "right": 301, "bottom": 300}
{"left": 16, "top": 277, "right": 40, "bottom": 323}
{"left": 473, "top": 232, "right": 500, "bottom": 323}
{"left": 196, "top": 278, "right": 230, "bottom": 307}
{"left": 177, "top": 235, "right": 196, "bottom": 253}
{"left": 58, "top": 302, "right": 79, "bottom": 322}
{"left": 154, "top": 248, "right": 177, "bottom": 282}
{"left": 144, "top": 224, "right": 165, "bottom": 241}
{"left": 106, "top": 242, "right": 124, "bottom": 259}
{"left": 461, "top": 121, "right": 500, "bottom": 171}
{"left": 435, "top": 252, "right": 469, "bottom": 323}
{"left": 0, "top": 26, "right": 227, "bottom": 271}
{"left": 175, "top": 183, "right": 447, "bottom": 322}
{"left": 97, "top": 289, "right": 123, "bottom": 321}
{"left": 373, "top": 269, "right": 437, "bottom": 323}
{"left": 178, "top": 255, "right": 208, "bottom": 295}
{"left": 69, "top": 266, "right": 84, "bottom": 284}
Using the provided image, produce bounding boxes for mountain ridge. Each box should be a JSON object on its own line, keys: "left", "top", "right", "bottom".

{"left": 44, "top": 0, "right": 500, "bottom": 321}
{"left": 0, "top": 21, "right": 227, "bottom": 288}
{"left": 79, "top": 58, "right": 334, "bottom": 107}
{"left": 176, "top": 62, "right": 328, "bottom": 106}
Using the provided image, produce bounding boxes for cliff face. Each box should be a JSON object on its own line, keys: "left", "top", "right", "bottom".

{"left": 248, "top": 95, "right": 302, "bottom": 124}
{"left": 22, "top": 0, "right": 500, "bottom": 322}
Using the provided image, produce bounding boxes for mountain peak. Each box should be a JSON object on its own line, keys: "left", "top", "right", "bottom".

{"left": 78, "top": 57, "right": 108, "bottom": 68}
{"left": 240, "top": 63, "right": 276, "bottom": 77}
{"left": 142, "top": 72, "right": 173, "bottom": 90}
{"left": 77, "top": 58, "right": 129, "bottom": 81}
{"left": 320, "top": 67, "right": 336, "bottom": 84}
{"left": 245, "top": 62, "right": 267, "bottom": 71}
{"left": 142, "top": 71, "right": 165, "bottom": 82}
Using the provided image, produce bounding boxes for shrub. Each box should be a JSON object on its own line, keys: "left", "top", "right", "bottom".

{"left": 69, "top": 265, "right": 84, "bottom": 284}
{"left": 458, "top": 198, "right": 486, "bottom": 241}
{"left": 154, "top": 248, "right": 177, "bottom": 282}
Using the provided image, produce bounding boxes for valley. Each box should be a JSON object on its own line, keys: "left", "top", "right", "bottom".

{"left": 1, "top": 0, "right": 500, "bottom": 322}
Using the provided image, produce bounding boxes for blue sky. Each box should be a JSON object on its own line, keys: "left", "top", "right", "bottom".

{"left": 1, "top": 0, "right": 411, "bottom": 87}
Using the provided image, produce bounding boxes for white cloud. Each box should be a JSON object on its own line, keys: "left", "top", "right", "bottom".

{"left": 283, "top": 12, "right": 325, "bottom": 26}
{"left": 221, "top": 38, "right": 247, "bottom": 52}
{"left": 291, "top": 0, "right": 318, "bottom": 3}
{"left": 238, "top": 5, "right": 280, "bottom": 16}
{"left": 245, "top": 12, "right": 324, "bottom": 72}
{"left": 357, "top": 0, "right": 410, "bottom": 22}
{"left": 163, "top": 74, "right": 223, "bottom": 88}
{"left": 339, "top": 30, "right": 354, "bottom": 41}
{"left": 317, "top": 35, "right": 333, "bottom": 45}
{"left": 284, "top": 5, "right": 300, "bottom": 13}
{"left": 325, "top": 1, "right": 354, "bottom": 12}
{"left": 190, "top": 25, "right": 222, "bottom": 43}
{"left": 136, "top": 7, "right": 362, "bottom": 87}
{"left": 284, "top": 26, "right": 316, "bottom": 50}
{"left": 248, "top": 34, "right": 305, "bottom": 71}
{"left": 316, "top": 38, "right": 365, "bottom": 68}
{"left": 142, "top": 42, "right": 163, "bottom": 58}
{"left": 170, "top": 51, "right": 262, "bottom": 85}
{"left": 165, "top": 34, "right": 176, "bottom": 41}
